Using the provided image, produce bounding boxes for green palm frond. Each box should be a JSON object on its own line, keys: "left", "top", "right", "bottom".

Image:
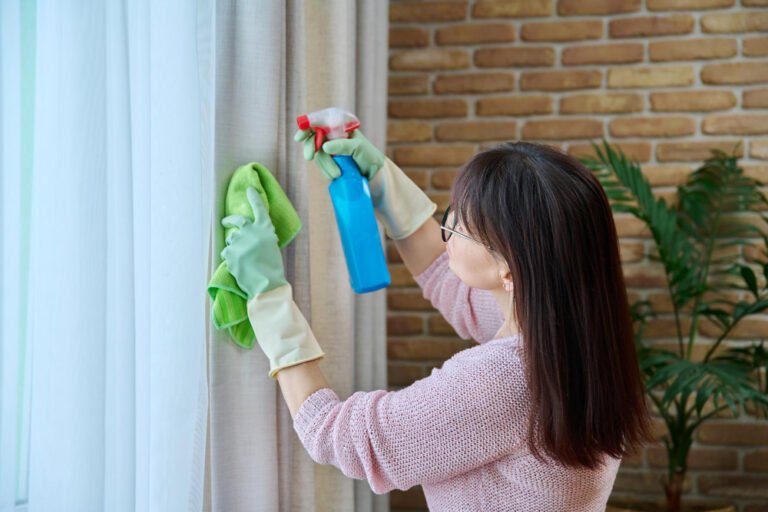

{"left": 580, "top": 142, "right": 768, "bottom": 503}
{"left": 676, "top": 150, "right": 768, "bottom": 292}
{"left": 583, "top": 141, "right": 705, "bottom": 313}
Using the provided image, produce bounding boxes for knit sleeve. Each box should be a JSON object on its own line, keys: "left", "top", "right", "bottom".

{"left": 292, "top": 341, "right": 528, "bottom": 494}
{"left": 414, "top": 250, "right": 505, "bottom": 344}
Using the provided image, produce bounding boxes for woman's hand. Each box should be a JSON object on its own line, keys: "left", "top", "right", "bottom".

{"left": 220, "top": 185, "right": 325, "bottom": 379}
{"left": 220, "top": 186, "right": 287, "bottom": 299}
{"left": 294, "top": 128, "right": 340, "bottom": 180}
{"left": 294, "top": 128, "right": 386, "bottom": 181}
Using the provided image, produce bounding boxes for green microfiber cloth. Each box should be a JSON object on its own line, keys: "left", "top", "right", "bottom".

{"left": 208, "top": 162, "right": 302, "bottom": 349}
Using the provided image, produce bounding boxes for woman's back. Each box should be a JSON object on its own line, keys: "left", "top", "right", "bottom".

{"left": 414, "top": 249, "right": 621, "bottom": 511}
{"left": 290, "top": 240, "right": 625, "bottom": 511}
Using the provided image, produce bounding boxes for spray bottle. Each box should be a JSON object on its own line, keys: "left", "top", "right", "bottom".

{"left": 296, "top": 107, "right": 390, "bottom": 293}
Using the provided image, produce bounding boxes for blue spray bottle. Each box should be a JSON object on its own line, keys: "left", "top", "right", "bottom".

{"left": 296, "top": 107, "right": 391, "bottom": 293}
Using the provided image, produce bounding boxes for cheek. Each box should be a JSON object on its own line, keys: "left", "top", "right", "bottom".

{"left": 448, "top": 243, "right": 499, "bottom": 289}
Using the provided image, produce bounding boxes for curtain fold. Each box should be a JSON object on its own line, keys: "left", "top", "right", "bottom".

{"left": 206, "top": 1, "right": 389, "bottom": 511}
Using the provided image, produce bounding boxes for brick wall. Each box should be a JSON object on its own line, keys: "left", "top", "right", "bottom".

{"left": 384, "top": 1, "right": 768, "bottom": 511}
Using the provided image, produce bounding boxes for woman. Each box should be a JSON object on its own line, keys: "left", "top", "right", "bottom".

{"left": 220, "top": 129, "right": 654, "bottom": 511}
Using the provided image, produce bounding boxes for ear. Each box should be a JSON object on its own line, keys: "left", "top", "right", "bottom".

{"left": 497, "top": 261, "right": 513, "bottom": 290}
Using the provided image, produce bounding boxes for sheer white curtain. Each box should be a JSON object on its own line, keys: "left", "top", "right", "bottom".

{"left": 1, "top": 0, "right": 213, "bottom": 510}
{"left": 1, "top": 1, "right": 388, "bottom": 511}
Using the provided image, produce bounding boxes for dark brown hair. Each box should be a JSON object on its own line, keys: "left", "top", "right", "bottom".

{"left": 451, "top": 141, "right": 653, "bottom": 470}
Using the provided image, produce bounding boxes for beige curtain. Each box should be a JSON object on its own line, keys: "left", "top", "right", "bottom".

{"left": 204, "top": 1, "right": 389, "bottom": 511}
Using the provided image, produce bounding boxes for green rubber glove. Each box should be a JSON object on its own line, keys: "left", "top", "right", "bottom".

{"left": 294, "top": 128, "right": 339, "bottom": 180}
{"left": 221, "top": 187, "right": 288, "bottom": 298}
{"left": 220, "top": 186, "right": 324, "bottom": 378}
{"left": 294, "top": 127, "right": 437, "bottom": 240}
{"left": 293, "top": 128, "right": 385, "bottom": 181}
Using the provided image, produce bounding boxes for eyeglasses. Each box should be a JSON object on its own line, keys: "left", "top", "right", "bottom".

{"left": 440, "top": 205, "right": 494, "bottom": 252}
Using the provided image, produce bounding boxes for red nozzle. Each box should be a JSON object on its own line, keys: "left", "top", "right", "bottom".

{"left": 296, "top": 115, "right": 310, "bottom": 130}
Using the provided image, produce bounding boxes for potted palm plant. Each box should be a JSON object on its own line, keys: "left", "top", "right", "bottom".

{"left": 580, "top": 142, "right": 768, "bottom": 512}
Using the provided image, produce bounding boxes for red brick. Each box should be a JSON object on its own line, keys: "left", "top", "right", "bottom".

{"left": 390, "top": 266, "right": 416, "bottom": 286}
{"left": 389, "top": 75, "right": 429, "bottom": 96}
{"left": 562, "top": 43, "right": 643, "bottom": 65}
{"left": 650, "top": 38, "right": 737, "bottom": 61}
{"left": 618, "top": 241, "right": 645, "bottom": 262}
{"left": 612, "top": 471, "right": 692, "bottom": 494}
{"left": 475, "top": 47, "right": 555, "bottom": 68}
{"left": 435, "top": 23, "right": 515, "bottom": 45}
{"left": 744, "top": 36, "right": 768, "bottom": 57}
{"left": 472, "top": 0, "right": 552, "bottom": 18}
{"left": 388, "top": 362, "right": 427, "bottom": 386}
{"left": 752, "top": 140, "right": 768, "bottom": 160}
{"left": 650, "top": 90, "right": 736, "bottom": 112}
{"left": 569, "top": 142, "right": 651, "bottom": 162}
{"left": 560, "top": 93, "right": 643, "bottom": 114}
{"left": 697, "top": 423, "right": 768, "bottom": 445}
{"left": 700, "top": 314, "right": 768, "bottom": 339}
{"left": 610, "top": 116, "right": 695, "bottom": 137}
{"left": 389, "top": 99, "right": 467, "bottom": 119}
{"left": 428, "top": 315, "right": 458, "bottom": 335}
{"left": 614, "top": 215, "right": 652, "bottom": 237}
{"left": 387, "top": 338, "right": 473, "bottom": 361}
{"left": 402, "top": 170, "right": 430, "bottom": 190}
{"left": 608, "top": 66, "right": 694, "bottom": 88}
{"left": 388, "top": 122, "right": 432, "bottom": 143}
{"left": 702, "top": 12, "right": 768, "bottom": 34}
{"left": 521, "top": 20, "right": 603, "bottom": 42}
{"left": 641, "top": 165, "right": 694, "bottom": 186}
{"left": 656, "top": 140, "right": 743, "bottom": 161}
{"left": 741, "top": 89, "right": 768, "bottom": 108}
{"left": 522, "top": 70, "right": 602, "bottom": 91}
{"left": 702, "top": 62, "right": 768, "bottom": 84}
{"left": 389, "top": 27, "right": 429, "bottom": 48}
{"left": 647, "top": 0, "right": 734, "bottom": 9}
{"left": 390, "top": 49, "right": 469, "bottom": 71}
{"left": 703, "top": 114, "right": 768, "bottom": 135}
{"left": 745, "top": 449, "right": 768, "bottom": 472}
{"left": 644, "top": 317, "right": 701, "bottom": 339}
{"left": 647, "top": 446, "right": 738, "bottom": 470}
{"left": 387, "top": 315, "right": 424, "bottom": 335}
{"left": 393, "top": 145, "right": 475, "bottom": 166}
{"left": 476, "top": 95, "right": 553, "bottom": 116}
{"left": 609, "top": 15, "right": 694, "bottom": 38}
{"left": 522, "top": 119, "right": 603, "bottom": 140}
{"left": 434, "top": 72, "right": 515, "bottom": 94}
{"left": 388, "top": 290, "right": 433, "bottom": 310}
{"left": 699, "top": 475, "right": 768, "bottom": 499}
{"left": 557, "top": 0, "right": 640, "bottom": 15}
{"left": 431, "top": 169, "right": 458, "bottom": 190}
{"left": 390, "top": 2, "right": 467, "bottom": 22}
{"left": 435, "top": 121, "right": 517, "bottom": 142}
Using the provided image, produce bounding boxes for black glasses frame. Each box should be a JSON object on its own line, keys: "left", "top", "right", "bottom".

{"left": 440, "top": 205, "right": 494, "bottom": 252}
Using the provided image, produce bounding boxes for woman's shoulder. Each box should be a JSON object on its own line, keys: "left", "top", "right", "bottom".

{"left": 440, "top": 334, "right": 525, "bottom": 381}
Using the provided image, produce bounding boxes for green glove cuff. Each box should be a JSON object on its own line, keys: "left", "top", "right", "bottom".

{"left": 247, "top": 282, "right": 325, "bottom": 379}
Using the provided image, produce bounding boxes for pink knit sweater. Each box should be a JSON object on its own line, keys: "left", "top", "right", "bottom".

{"left": 293, "top": 250, "right": 621, "bottom": 511}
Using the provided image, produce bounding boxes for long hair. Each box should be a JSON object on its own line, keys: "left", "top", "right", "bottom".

{"left": 451, "top": 141, "right": 653, "bottom": 470}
